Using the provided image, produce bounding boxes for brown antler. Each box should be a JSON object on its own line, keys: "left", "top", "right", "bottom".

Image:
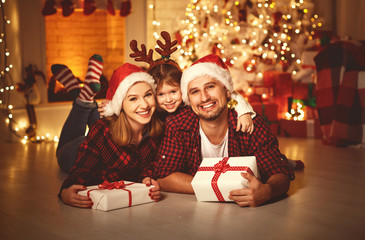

{"left": 129, "top": 40, "right": 154, "bottom": 67}
{"left": 155, "top": 31, "right": 178, "bottom": 59}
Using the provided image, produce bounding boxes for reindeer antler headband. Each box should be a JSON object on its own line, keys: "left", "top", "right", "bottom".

{"left": 129, "top": 31, "right": 180, "bottom": 71}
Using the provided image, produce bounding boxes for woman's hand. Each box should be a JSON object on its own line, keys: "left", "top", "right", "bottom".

{"left": 60, "top": 185, "right": 93, "bottom": 208}
{"left": 143, "top": 177, "right": 161, "bottom": 202}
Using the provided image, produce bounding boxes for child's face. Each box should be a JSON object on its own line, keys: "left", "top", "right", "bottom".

{"left": 156, "top": 82, "right": 183, "bottom": 113}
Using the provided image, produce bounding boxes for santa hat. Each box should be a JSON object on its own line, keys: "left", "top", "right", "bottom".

{"left": 180, "top": 54, "right": 233, "bottom": 105}
{"left": 103, "top": 63, "right": 155, "bottom": 117}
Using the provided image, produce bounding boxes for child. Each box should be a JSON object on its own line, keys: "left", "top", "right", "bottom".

{"left": 53, "top": 56, "right": 161, "bottom": 208}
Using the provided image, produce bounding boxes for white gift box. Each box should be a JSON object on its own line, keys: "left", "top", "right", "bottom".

{"left": 191, "top": 156, "right": 259, "bottom": 202}
{"left": 79, "top": 180, "right": 154, "bottom": 211}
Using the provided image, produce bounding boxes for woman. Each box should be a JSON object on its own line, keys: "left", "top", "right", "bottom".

{"left": 54, "top": 56, "right": 162, "bottom": 208}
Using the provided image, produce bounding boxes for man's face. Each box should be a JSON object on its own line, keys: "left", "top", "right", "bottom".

{"left": 187, "top": 75, "right": 230, "bottom": 121}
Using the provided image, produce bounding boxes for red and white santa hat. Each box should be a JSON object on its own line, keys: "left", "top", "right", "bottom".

{"left": 180, "top": 54, "right": 233, "bottom": 105}
{"left": 103, "top": 63, "right": 155, "bottom": 117}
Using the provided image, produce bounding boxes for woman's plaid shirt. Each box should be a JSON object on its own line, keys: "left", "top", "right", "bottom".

{"left": 60, "top": 119, "right": 158, "bottom": 191}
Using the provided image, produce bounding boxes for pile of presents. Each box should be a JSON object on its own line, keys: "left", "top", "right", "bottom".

{"left": 239, "top": 68, "right": 322, "bottom": 139}
{"left": 239, "top": 40, "right": 365, "bottom": 147}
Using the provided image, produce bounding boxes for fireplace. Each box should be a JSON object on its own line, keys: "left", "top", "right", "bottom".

{"left": 45, "top": 9, "right": 125, "bottom": 102}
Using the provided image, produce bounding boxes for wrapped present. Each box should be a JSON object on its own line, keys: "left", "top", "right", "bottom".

{"left": 246, "top": 86, "right": 274, "bottom": 103}
{"left": 280, "top": 119, "right": 323, "bottom": 138}
{"left": 263, "top": 71, "right": 292, "bottom": 92}
{"left": 79, "top": 180, "right": 154, "bottom": 211}
{"left": 251, "top": 102, "right": 279, "bottom": 135}
{"left": 293, "top": 83, "right": 316, "bottom": 107}
{"left": 191, "top": 157, "right": 259, "bottom": 202}
{"left": 264, "top": 71, "right": 293, "bottom": 118}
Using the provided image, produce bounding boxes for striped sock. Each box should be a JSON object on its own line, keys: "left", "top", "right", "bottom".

{"left": 51, "top": 64, "right": 80, "bottom": 99}
{"left": 78, "top": 54, "right": 104, "bottom": 102}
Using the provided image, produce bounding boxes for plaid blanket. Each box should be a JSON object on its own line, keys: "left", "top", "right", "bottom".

{"left": 314, "top": 41, "right": 365, "bottom": 146}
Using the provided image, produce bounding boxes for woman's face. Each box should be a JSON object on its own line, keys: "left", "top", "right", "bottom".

{"left": 156, "top": 82, "right": 183, "bottom": 113}
{"left": 122, "top": 82, "right": 156, "bottom": 128}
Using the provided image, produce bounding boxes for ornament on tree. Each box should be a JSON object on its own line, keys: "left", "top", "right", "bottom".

{"left": 238, "top": 9, "right": 247, "bottom": 22}
{"left": 175, "top": 31, "right": 183, "bottom": 45}
{"left": 203, "top": 16, "right": 209, "bottom": 28}
{"left": 41, "top": 0, "right": 57, "bottom": 16}
{"left": 120, "top": 0, "right": 131, "bottom": 17}
{"left": 107, "top": 0, "right": 115, "bottom": 15}
{"left": 243, "top": 60, "right": 256, "bottom": 73}
{"left": 83, "top": 0, "right": 97, "bottom": 16}
{"left": 60, "top": 0, "right": 75, "bottom": 17}
{"left": 211, "top": 44, "right": 221, "bottom": 57}
{"left": 272, "top": 11, "right": 282, "bottom": 33}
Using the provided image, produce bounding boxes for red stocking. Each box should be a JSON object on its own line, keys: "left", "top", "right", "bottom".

{"left": 61, "top": 0, "right": 75, "bottom": 17}
{"left": 41, "top": 0, "right": 57, "bottom": 16}
{"left": 84, "top": 0, "right": 97, "bottom": 16}
{"left": 120, "top": 0, "right": 131, "bottom": 17}
{"left": 107, "top": 0, "right": 115, "bottom": 15}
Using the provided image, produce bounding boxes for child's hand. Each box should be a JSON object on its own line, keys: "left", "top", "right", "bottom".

{"left": 236, "top": 113, "right": 254, "bottom": 134}
{"left": 142, "top": 177, "right": 161, "bottom": 202}
{"left": 97, "top": 99, "right": 109, "bottom": 117}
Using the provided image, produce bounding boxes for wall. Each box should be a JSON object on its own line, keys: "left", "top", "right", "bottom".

{"left": 45, "top": 9, "right": 125, "bottom": 81}
{"left": 0, "top": 0, "right": 147, "bottom": 142}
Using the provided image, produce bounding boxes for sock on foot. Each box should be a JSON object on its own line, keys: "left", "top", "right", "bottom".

{"left": 78, "top": 54, "right": 104, "bottom": 102}
{"left": 51, "top": 64, "right": 80, "bottom": 99}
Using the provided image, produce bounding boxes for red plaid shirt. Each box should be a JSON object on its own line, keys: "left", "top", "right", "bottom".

{"left": 154, "top": 107, "right": 294, "bottom": 182}
{"left": 60, "top": 119, "right": 158, "bottom": 191}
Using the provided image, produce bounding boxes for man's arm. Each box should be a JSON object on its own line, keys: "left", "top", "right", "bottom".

{"left": 228, "top": 172, "right": 290, "bottom": 207}
{"left": 157, "top": 172, "right": 194, "bottom": 194}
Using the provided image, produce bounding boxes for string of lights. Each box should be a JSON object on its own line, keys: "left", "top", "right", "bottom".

{"left": 0, "top": 0, "right": 58, "bottom": 144}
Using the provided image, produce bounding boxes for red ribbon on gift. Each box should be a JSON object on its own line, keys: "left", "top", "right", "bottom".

{"left": 87, "top": 180, "right": 135, "bottom": 207}
{"left": 197, "top": 157, "right": 254, "bottom": 202}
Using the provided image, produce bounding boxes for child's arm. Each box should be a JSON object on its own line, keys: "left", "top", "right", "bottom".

{"left": 231, "top": 91, "right": 256, "bottom": 134}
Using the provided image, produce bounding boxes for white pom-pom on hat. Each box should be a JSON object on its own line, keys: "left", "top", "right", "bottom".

{"left": 103, "top": 63, "right": 155, "bottom": 117}
{"left": 180, "top": 54, "right": 233, "bottom": 105}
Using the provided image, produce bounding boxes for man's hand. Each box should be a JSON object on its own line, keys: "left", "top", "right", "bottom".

{"left": 229, "top": 172, "right": 290, "bottom": 207}
{"left": 60, "top": 185, "right": 93, "bottom": 208}
{"left": 228, "top": 172, "right": 271, "bottom": 207}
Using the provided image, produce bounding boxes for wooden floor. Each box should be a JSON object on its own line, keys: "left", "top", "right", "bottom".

{"left": 0, "top": 137, "right": 364, "bottom": 240}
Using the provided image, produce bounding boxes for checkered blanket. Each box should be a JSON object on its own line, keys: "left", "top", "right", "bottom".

{"left": 314, "top": 41, "right": 365, "bottom": 146}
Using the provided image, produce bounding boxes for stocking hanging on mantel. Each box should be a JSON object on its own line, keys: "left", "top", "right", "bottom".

{"left": 41, "top": 0, "right": 57, "bottom": 16}
{"left": 61, "top": 0, "right": 75, "bottom": 17}
{"left": 107, "top": 0, "right": 116, "bottom": 15}
{"left": 120, "top": 0, "right": 131, "bottom": 17}
{"left": 84, "top": 0, "right": 97, "bottom": 15}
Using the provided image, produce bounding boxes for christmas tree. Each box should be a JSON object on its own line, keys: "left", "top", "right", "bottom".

{"left": 173, "top": 0, "right": 323, "bottom": 91}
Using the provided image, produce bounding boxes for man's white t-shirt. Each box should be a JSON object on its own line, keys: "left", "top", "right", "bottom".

{"left": 199, "top": 124, "right": 229, "bottom": 158}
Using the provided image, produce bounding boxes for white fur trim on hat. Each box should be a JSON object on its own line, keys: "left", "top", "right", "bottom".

{"left": 103, "top": 72, "right": 155, "bottom": 117}
{"left": 180, "top": 62, "right": 233, "bottom": 105}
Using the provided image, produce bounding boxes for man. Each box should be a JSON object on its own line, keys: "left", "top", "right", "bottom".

{"left": 154, "top": 54, "right": 294, "bottom": 207}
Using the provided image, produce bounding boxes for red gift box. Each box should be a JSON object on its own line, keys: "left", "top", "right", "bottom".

{"left": 264, "top": 71, "right": 293, "bottom": 118}
{"left": 293, "top": 83, "right": 316, "bottom": 101}
{"left": 280, "top": 119, "right": 323, "bottom": 138}
{"left": 246, "top": 86, "right": 274, "bottom": 103}
{"left": 252, "top": 102, "right": 279, "bottom": 135}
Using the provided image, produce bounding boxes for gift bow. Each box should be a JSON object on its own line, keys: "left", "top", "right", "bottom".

{"left": 198, "top": 157, "right": 254, "bottom": 202}
{"left": 98, "top": 180, "right": 126, "bottom": 190}
{"left": 87, "top": 180, "right": 134, "bottom": 207}
{"left": 213, "top": 160, "right": 230, "bottom": 173}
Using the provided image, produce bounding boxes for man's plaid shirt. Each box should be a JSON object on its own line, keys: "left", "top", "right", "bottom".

{"left": 60, "top": 119, "right": 158, "bottom": 191}
{"left": 153, "top": 107, "right": 294, "bottom": 182}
